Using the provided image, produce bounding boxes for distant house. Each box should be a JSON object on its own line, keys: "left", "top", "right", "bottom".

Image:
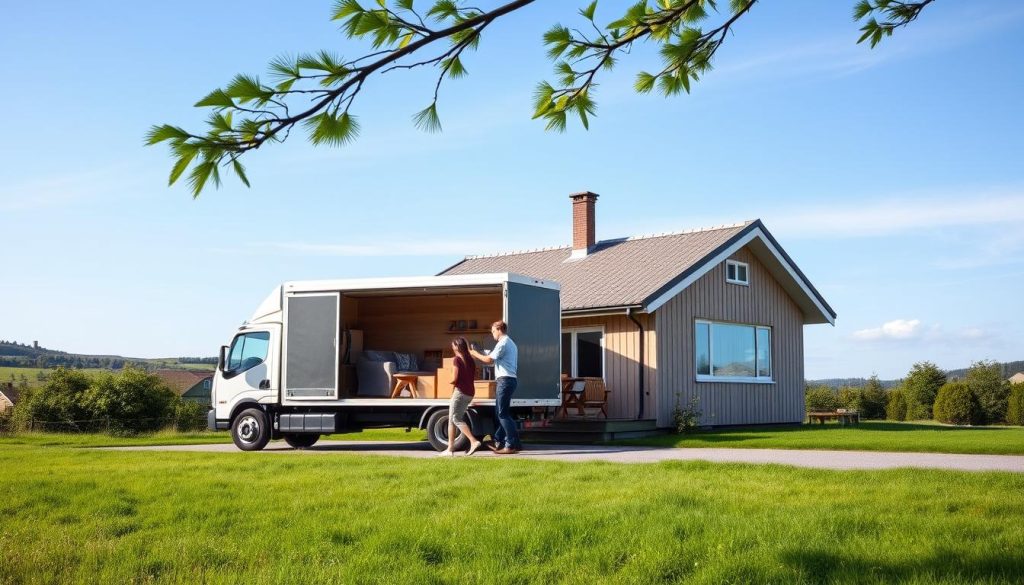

{"left": 440, "top": 192, "right": 836, "bottom": 428}
{"left": 0, "top": 383, "right": 19, "bottom": 412}
{"left": 154, "top": 370, "right": 213, "bottom": 404}
{"left": 1009, "top": 372, "right": 1024, "bottom": 385}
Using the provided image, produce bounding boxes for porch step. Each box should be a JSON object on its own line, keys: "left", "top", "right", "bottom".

{"left": 520, "top": 418, "right": 662, "bottom": 444}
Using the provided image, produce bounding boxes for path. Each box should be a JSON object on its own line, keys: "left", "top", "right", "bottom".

{"left": 107, "top": 441, "right": 1024, "bottom": 473}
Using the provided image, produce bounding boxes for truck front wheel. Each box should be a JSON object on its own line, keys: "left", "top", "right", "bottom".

{"left": 232, "top": 408, "right": 271, "bottom": 451}
{"left": 426, "top": 410, "right": 469, "bottom": 452}
{"left": 283, "top": 434, "right": 320, "bottom": 449}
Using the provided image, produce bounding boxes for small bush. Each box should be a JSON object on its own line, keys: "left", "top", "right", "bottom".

{"left": 672, "top": 395, "right": 702, "bottom": 434}
{"left": 0, "top": 408, "right": 12, "bottom": 434}
{"left": 837, "top": 387, "right": 862, "bottom": 412}
{"left": 805, "top": 386, "right": 838, "bottom": 412}
{"left": 174, "top": 399, "right": 209, "bottom": 432}
{"left": 933, "top": 382, "right": 981, "bottom": 426}
{"left": 1007, "top": 384, "right": 1024, "bottom": 426}
{"left": 886, "top": 388, "right": 908, "bottom": 421}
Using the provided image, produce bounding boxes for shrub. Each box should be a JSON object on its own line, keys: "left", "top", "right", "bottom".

{"left": 174, "top": 399, "right": 209, "bottom": 432}
{"left": 859, "top": 376, "right": 888, "bottom": 419}
{"left": 1007, "top": 384, "right": 1024, "bottom": 426}
{"left": 965, "top": 360, "right": 1010, "bottom": 424}
{"left": 886, "top": 388, "right": 908, "bottom": 421}
{"left": 933, "top": 382, "right": 981, "bottom": 426}
{"left": 0, "top": 408, "right": 12, "bottom": 434}
{"left": 14, "top": 369, "right": 92, "bottom": 431}
{"left": 837, "top": 387, "right": 862, "bottom": 412}
{"left": 903, "top": 362, "right": 946, "bottom": 420}
{"left": 672, "top": 395, "right": 702, "bottom": 434}
{"left": 85, "top": 367, "right": 176, "bottom": 434}
{"left": 805, "top": 386, "right": 838, "bottom": 412}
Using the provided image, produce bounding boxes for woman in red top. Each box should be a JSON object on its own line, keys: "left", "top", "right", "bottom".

{"left": 442, "top": 337, "right": 483, "bottom": 456}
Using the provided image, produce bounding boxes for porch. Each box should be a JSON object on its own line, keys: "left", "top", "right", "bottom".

{"left": 520, "top": 417, "right": 661, "bottom": 443}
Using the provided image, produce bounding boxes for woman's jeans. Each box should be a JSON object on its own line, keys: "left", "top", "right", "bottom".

{"left": 492, "top": 377, "right": 520, "bottom": 449}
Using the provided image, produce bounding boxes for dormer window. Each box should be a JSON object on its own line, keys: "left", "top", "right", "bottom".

{"left": 726, "top": 260, "right": 749, "bottom": 285}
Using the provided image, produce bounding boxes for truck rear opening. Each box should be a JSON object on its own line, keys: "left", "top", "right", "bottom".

{"left": 209, "top": 273, "right": 561, "bottom": 451}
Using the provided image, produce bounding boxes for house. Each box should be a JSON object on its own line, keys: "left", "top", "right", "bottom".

{"left": 0, "top": 383, "right": 19, "bottom": 413}
{"left": 440, "top": 192, "right": 836, "bottom": 428}
{"left": 153, "top": 369, "right": 213, "bottom": 404}
{"left": 1009, "top": 372, "right": 1024, "bottom": 385}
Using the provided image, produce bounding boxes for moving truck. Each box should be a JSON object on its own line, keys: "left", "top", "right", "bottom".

{"left": 208, "top": 273, "right": 561, "bottom": 451}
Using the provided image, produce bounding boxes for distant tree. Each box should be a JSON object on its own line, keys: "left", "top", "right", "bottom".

{"left": 965, "top": 360, "right": 1010, "bottom": 424}
{"left": 805, "top": 385, "right": 839, "bottom": 412}
{"left": 859, "top": 375, "right": 888, "bottom": 419}
{"left": 837, "top": 386, "right": 862, "bottom": 412}
{"left": 1007, "top": 384, "right": 1024, "bottom": 426}
{"left": 903, "top": 362, "right": 946, "bottom": 420}
{"left": 147, "top": 0, "right": 943, "bottom": 196}
{"left": 933, "top": 381, "right": 981, "bottom": 426}
{"left": 886, "top": 387, "right": 908, "bottom": 421}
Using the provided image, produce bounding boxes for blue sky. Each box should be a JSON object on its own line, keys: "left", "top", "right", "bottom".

{"left": 1, "top": 0, "right": 1022, "bottom": 379}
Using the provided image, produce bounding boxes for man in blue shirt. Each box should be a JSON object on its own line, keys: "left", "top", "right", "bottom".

{"left": 470, "top": 320, "right": 520, "bottom": 454}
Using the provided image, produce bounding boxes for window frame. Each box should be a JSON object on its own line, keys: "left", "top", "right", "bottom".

{"left": 225, "top": 331, "right": 271, "bottom": 378}
{"left": 561, "top": 326, "right": 606, "bottom": 379}
{"left": 694, "top": 319, "right": 773, "bottom": 384}
{"left": 725, "top": 259, "right": 750, "bottom": 286}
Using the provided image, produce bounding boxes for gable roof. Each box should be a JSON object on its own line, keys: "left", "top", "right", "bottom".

{"left": 154, "top": 369, "right": 213, "bottom": 396}
{"left": 1009, "top": 372, "right": 1024, "bottom": 384}
{"left": 0, "top": 384, "right": 19, "bottom": 405}
{"left": 441, "top": 219, "right": 836, "bottom": 324}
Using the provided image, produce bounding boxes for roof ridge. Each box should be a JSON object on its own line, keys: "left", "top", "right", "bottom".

{"left": 462, "top": 220, "right": 754, "bottom": 260}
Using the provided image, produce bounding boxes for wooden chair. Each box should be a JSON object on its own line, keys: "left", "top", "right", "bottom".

{"left": 581, "top": 378, "right": 611, "bottom": 419}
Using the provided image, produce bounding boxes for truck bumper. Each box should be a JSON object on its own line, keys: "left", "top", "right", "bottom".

{"left": 207, "top": 409, "right": 230, "bottom": 431}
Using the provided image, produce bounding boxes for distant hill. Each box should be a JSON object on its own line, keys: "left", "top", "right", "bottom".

{"left": 808, "top": 359, "right": 1024, "bottom": 389}
{"left": 0, "top": 340, "right": 215, "bottom": 371}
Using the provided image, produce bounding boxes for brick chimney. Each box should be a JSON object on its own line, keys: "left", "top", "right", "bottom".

{"left": 569, "top": 191, "right": 598, "bottom": 259}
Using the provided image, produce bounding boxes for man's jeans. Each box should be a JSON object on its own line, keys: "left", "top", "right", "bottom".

{"left": 492, "top": 376, "right": 520, "bottom": 449}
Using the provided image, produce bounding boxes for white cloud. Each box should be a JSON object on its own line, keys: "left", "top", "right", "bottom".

{"left": 853, "top": 319, "right": 922, "bottom": 341}
{"left": 764, "top": 191, "right": 1024, "bottom": 239}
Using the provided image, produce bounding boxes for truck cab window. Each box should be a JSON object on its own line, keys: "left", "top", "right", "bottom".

{"left": 227, "top": 331, "right": 270, "bottom": 374}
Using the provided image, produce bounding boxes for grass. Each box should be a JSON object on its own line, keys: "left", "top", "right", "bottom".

{"left": 0, "top": 427, "right": 427, "bottom": 448}
{"left": 619, "top": 420, "right": 1024, "bottom": 455}
{"left": 1, "top": 441, "right": 1022, "bottom": 583}
{"left": 0, "top": 366, "right": 109, "bottom": 388}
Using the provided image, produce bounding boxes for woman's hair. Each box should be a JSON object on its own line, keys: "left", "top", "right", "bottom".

{"left": 452, "top": 337, "right": 472, "bottom": 365}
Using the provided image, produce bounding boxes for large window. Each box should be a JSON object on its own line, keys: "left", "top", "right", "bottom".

{"left": 561, "top": 327, "right": 604, "bottom": 378}
{"left": 227, "top": 331, "right": 270, "bottom": 374}
{"left": 694, "top": 320, "right": 771, "bottom": 382}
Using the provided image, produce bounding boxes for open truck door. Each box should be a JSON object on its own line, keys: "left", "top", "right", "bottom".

{"left": 504, "top": 280, "right": 562, "bottom": 405}
{"left": 283, "top": 293, "right": 340, "bottom": 400}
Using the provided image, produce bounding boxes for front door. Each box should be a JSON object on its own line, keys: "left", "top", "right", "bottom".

{"left": 214, "top": 327, "right": 277, "bottom": 414}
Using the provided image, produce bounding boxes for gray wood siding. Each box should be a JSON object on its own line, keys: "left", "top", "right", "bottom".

{"left": 561, "top": 313, "right": 657, "bottom": 420}
{"left": 654, "top": 246, "right": 805, "bottom": 427}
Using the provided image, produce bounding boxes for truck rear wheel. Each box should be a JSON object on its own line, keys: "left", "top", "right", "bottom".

{"left": 232, "top": 408, "right": 270, "bottom": 451}
{"left": 283, "top": 434, "right": 320, "bottom": 449}
{"left": 426, "top": 410, "right": 469, "bottom": 452}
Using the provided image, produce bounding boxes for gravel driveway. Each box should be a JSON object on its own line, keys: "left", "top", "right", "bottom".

{"left": 107, "top": 441, "right": 1024, "bottom": 473}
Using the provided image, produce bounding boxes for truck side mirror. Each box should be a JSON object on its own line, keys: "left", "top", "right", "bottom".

{"left": 218, "top": 345, "right": 229, "bottom": 372}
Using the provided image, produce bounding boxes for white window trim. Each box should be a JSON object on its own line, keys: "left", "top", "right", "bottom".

{"left": 695, "top": 319, "right": 773, "bottom": 384}
{"left": 562, "top": 326, "right": 606, "bottom": 379}
{"left": 725, "top": 260, "right": 749, "bottom": 286}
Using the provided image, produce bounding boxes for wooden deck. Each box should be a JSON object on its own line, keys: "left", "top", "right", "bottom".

{"left": 520, "top": 417, "right": 661, "bottom": 444}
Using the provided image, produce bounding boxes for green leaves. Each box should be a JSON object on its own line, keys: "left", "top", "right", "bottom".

{"left": 194, "top": 89, "right": 235, "bottom": 109}
{"left": 412, "top": 102, "right": 442, "bottom": 133}
{"left": 853, "top": 0, "right": 932, "bottom": 48}
{"left": 144, "top": 125, "right": 190, "bottom": 146}
{"left": 304, "top": 111, "right": 361, "bottom": 146}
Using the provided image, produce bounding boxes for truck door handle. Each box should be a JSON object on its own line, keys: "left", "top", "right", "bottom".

{"left": 259, "top": 379, "right": 271, "bottom": 390}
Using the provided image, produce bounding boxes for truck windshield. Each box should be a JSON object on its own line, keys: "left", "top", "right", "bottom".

{"left": 227, "top": 331, "right": 270, "bottom": 373}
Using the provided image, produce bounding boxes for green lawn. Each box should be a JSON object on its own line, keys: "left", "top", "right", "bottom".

{"left": 620, "top": 421, "right": 1024, "bottom": 455}
{"left": 1, "top": 442, "right": 1022, "bottom": 583}
{"left": 0, "top": 428, "right": 427, "bottom": 448}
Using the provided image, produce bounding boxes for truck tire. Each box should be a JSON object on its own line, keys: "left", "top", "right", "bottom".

{"left": 232, "top": 408, "right": 271, "bottom": 451}
{"left": 426, "top": 409, "right": 469, "bottom": 452}
{"left": 283, "top": 434, "right": 320, "bottom": 449}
